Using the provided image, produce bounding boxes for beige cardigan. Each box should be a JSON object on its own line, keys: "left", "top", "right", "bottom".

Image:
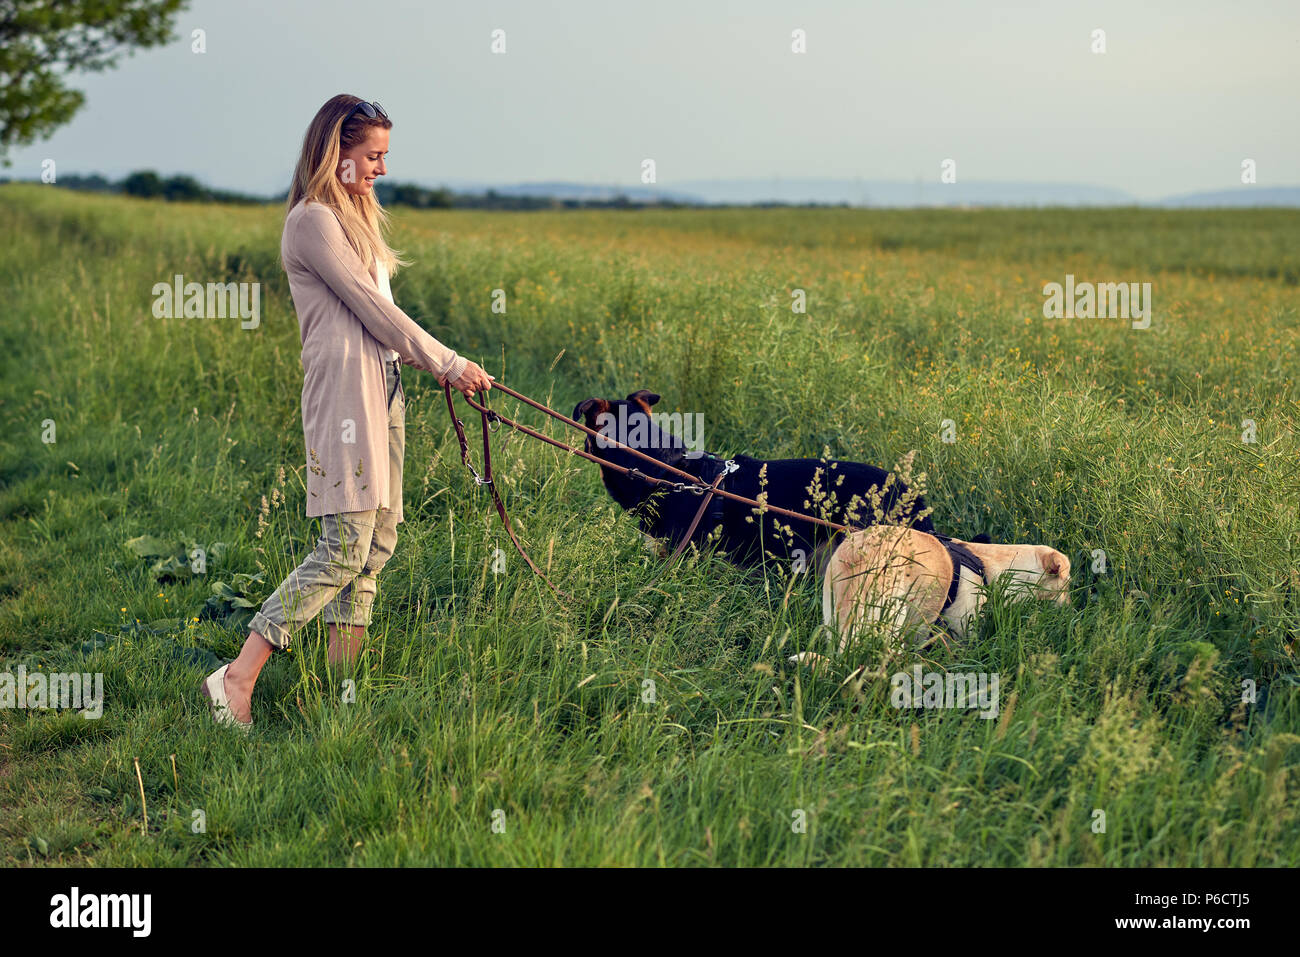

{"left": 281, "top": 199, "right": 469, "bottom": 521}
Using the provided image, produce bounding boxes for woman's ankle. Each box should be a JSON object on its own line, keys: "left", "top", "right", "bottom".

{"left": 227, "top": 630, "right": 274, "bottom": 685}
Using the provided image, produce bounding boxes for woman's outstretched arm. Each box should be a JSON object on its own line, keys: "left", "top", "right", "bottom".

{"left": 285, "top": 202, "right": 469, "bottom": 386}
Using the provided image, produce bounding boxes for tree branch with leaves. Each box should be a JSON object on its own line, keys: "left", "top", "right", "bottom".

{"left": 0, "top": 0, "right": 188, "bottom": 165}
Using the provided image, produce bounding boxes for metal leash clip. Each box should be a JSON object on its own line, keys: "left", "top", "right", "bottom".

{"left": 464, "top": 456, "right": 492, "bottom": 486}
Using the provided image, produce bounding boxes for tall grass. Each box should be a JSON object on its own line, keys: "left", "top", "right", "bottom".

{"left": 0, "top": 185, "right": 1296, "bottom": 865}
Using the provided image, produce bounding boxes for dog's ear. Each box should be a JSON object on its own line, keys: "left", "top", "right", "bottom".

{"left": 572, "top": 397, "right": 610, "bottom": 423}
{"left": 626, "top": 389, "right": 660, "bottom": 407}
{"left": 1040, "top": 548, "right": 1066, "bottom": 577}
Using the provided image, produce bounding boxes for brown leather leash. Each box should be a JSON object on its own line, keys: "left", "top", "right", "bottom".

{"left": 442, "top": 380, "right": 576, "bottom": 601}
{"left": 665, "top": 458, "right": 737, "bottom": 560}
{"left": 442, "top": 380, "right": 854, "bottom": 602}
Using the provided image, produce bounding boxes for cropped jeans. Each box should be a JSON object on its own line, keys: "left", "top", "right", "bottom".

{"left": 249, "top": 357, "right": 406, "bottom": 651}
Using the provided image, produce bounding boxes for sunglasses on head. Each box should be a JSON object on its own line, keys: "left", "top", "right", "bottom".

{"left": 348, "top": 100, "right": 388, "bottom": 121}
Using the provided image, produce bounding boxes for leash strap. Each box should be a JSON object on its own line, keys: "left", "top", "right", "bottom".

{"left": 632, "top": 458, "right": 736, "bottom": 594}
{"left": 386, "top": 357, "right": 403, "bottom": 407}
{"left": 453, "top": 383, "right": 854, "bottom": 533}
{"left": 443, "top": 382, "right": 573, "bottom": 602}
{"left": 440, "top": 379, "right": 923, "bottom": 603}
{"left": 665, "top": 458, "right": 737, "bottom": 564}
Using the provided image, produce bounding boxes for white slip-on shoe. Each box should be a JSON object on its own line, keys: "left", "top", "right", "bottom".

{"left": 201, "top": 663, "right": 252, "bottom": 733}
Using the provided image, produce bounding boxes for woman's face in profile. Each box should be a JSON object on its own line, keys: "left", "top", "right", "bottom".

{"left": 337, "top": 126, "right": 389, "bottom": 196}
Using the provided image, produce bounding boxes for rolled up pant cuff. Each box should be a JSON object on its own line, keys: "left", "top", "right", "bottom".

{"left": 249, "top": 612, "right": 292, "bottom": 651}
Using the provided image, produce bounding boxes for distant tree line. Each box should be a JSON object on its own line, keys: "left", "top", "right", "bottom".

{"left": 13, "top": 170, "right": 266, "bottom": 204}
{"left": 0, "top": 170, "right": 699, "bottom": 210}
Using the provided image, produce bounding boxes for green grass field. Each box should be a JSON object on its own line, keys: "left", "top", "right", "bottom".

{"left": 0, "top": 183, "right": 1296, "bottom": 866}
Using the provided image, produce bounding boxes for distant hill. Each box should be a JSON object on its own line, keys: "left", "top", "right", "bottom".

{"left": 435, "top": 180, "right": 705, "bottom": 204}
{"left": 1157, "top": 187, "right": 1300, "bottom": 208}
{"left": 672, "top": 178, "right": 1139, "bottom": 207}
{"left": 434, "top": 177, "right": 1145, "bottom": 206}
{"left": 433, "top": 177, "right": 1300, "bottom": 208}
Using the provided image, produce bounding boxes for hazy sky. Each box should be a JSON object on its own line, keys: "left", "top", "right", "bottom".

{"left": 8, "top": 0, "right": 1298, "bottom": 200}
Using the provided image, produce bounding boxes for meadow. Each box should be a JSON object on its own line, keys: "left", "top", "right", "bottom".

{"left": 0, "top": 183, "right": 1296, "bottom": 865}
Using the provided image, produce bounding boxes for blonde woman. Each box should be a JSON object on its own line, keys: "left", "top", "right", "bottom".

{"left": 201, "top": 94, "right": 492, "bottom": 730}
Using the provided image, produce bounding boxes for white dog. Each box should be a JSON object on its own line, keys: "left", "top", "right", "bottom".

{"left": 791, "top": 526, "right": 1071, "bottom": 673}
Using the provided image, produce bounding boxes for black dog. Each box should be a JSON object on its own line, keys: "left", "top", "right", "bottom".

{"left": 572, "top": 390, "right": 935, "bottom": 569}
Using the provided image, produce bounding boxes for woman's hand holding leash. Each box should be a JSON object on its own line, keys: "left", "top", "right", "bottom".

{"left": 450, "top": 360, "right": 494, "bottom": 397}
{"left": 405, "top": 355, "right": 494, "bottom": 396}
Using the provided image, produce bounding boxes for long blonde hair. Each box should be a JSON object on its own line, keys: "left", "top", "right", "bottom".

{"left": 285, "top": 94, "right": 409, "bottom": 277}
